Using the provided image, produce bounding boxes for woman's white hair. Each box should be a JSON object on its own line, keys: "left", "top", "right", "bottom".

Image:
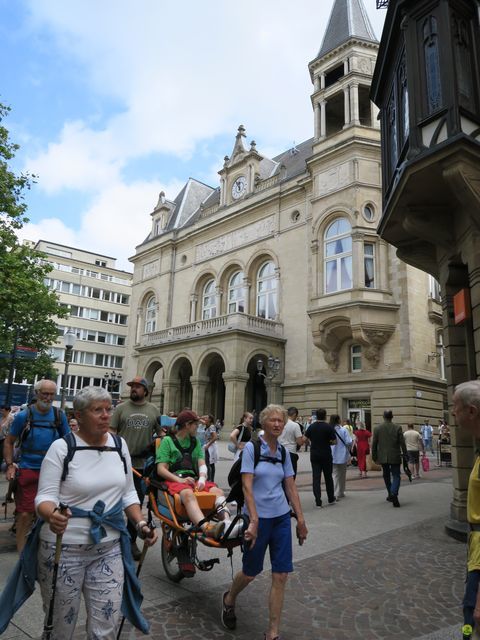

{"left": 455, "top": 380, "right": 480, "bottom": 410}
{"left": 73, "top": 386, "right": 111, "bottom": 412}
{"left": 259, "top": 404, "right": 288, "bottom": 426}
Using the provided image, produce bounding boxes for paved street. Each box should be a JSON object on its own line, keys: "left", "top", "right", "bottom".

{"left": 0, "top": 443, "right": 463, "bottom": 639}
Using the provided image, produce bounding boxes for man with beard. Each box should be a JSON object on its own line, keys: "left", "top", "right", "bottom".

{"left": 110, "top": 376, "right": 160, "bottom": 559}
{"left": 3, "top": 379, "right": 69, "bottom": 551}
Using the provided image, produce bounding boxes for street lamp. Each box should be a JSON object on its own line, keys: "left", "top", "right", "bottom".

{"left": 60, "top": 330, "right": 76, "bottom": 409}
{"left": 256, "top": 355, "right": 281, "bottom": 380}
{"left": 104, "top": 370, "right": 122, "bottom": 398}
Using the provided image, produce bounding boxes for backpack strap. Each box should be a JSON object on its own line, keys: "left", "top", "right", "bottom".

{"left": 171, "top": 434, "right": 196, "bottom": 455}
{"left": 61, "top": 432, "right": 127, "bottom": 481}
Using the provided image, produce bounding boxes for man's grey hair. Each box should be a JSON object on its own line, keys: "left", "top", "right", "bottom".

{"left": 73, "top": 386, "right": 111, "bottom": 412}
{"left": 34, "top": 379, "right": 56, "bottom": 392}
{"left": 454, "top": 380, "right": 480, "bottom": 410}
{"left": 259, "top": 404, "right": 288, "bottom": 427}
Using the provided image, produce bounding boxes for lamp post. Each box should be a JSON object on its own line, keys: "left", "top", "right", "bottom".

{"left": 60, "top": 330, "right": 76, "bottom": 409}
{"left": 256, "top": 355, "right": 281, "bottom": 406}
{"left": 104, "top": 370, "right": 122, "bottom": 400}
{"left": 256, "top": 355, "right": 281, "bottom": 380}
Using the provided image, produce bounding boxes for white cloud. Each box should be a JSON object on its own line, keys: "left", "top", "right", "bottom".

{"left": 18, "top": 0, "right": 385, "bottom": 265}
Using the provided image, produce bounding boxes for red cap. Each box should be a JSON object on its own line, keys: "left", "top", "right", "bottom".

{"left": 176, "top": 410, "right": 200, "bottom": 426}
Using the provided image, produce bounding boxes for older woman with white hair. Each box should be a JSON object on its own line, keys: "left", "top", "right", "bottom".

{"left": 221, "top": 404, "right": 308, "bottom": 640}
{"left": 34, "top": 386, "right": 158, "bottom": 639}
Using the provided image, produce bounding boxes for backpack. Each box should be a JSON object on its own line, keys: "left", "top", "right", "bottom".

{"left": 227, "top": 440, "right": 287, "bottom": 508}
{"left": 19, "top": 406, "right": 65, "bottom": 454}
{"left": 61, "top": 431, "right": 127, "bottom": 481}
{"left": 168, "top": 435, "right": 198, "bottom": 477}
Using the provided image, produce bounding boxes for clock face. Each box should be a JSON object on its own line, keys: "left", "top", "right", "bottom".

{"left": 231, "top": 175, "right": 247, "bottom": 200}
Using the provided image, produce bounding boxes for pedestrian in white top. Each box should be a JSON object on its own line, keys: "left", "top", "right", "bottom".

{"left": 278, "top": 407, "right": 305, "bottom": 477}
{"left": 330, "top": 415, "right": 353, "bottom": 499}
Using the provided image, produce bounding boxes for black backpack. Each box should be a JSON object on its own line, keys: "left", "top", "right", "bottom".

{"left": 227, "top": 440, "right": 287, "bottom": 508}
{"left": 168, "top": 435, "right": 198, "bottom": 477}
{"left": 19, "top": 405, "right": 65, "bottom": 454}
{"left": 61, "top": 431, "right": 127, "bottom": 481}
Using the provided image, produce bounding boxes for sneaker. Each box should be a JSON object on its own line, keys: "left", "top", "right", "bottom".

{"left": 386, "top": 494, "right": 393, "bottom": 502}
{"left": 203, "top": 521, "right": 225, "bottom": 541}
{"left": 327, "top": 499, "right": 337, "bottom": 505}
{"left": 392, "top": 495, "right": 401, "bottom": 508}
{"left": 221, "top": 591, "right": 236, "bottom": 630}
{"left": 130, "top": 542, "right": 142, "bottom": 561}
{"left": 223, "top": 519, "right": 244, "bottom": 539}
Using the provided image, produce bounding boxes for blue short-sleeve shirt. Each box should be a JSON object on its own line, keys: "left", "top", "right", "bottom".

{"left": 241, "top": 438, "right": 293, "bottom": 518}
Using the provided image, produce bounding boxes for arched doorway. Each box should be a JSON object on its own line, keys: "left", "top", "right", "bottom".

{"left": 199, "top": 352, "right": 226, "bottom": 420}
{"left": 145, "top": 361, "right": 164, "bottom": 412}
{"left": 169, "top": 357, "right": 193, "bottom": 411}
{"left": 246, "top": 355, "right": 267, "bottom": 417}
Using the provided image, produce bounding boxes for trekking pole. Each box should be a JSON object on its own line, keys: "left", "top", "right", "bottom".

{"left": 44, "top": 502, "right": 68, "bottom": 640}
{"left": 116, "top": 522, "right": 156, "bottom": 639}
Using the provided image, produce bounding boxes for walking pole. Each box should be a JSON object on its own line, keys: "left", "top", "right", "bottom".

{"left": 116, "top": 522, "right": 155, "bottom": 639}
{"left": 44, "top": 502, "right": 68, "bottom": 640}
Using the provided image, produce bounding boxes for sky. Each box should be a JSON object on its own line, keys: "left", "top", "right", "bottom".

{"left": 1, "top": 0, "right": 386, "bottom": 272}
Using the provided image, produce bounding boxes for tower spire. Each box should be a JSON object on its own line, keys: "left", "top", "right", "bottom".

{"left": 318, "top": 0, "right": 377, "bottom": 58}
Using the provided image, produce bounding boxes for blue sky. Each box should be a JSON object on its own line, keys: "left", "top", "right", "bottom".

{"left": 1, "top": 0, "right": 386, "bottom": 270}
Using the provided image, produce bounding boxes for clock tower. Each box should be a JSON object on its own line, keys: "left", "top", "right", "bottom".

{"left": 218, "top": 125, "right": 264, "bottom": 206}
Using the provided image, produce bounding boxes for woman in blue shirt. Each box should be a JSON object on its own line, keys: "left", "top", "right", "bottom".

{"left": 221, "top": 404, "right": 308, "bottom": 640}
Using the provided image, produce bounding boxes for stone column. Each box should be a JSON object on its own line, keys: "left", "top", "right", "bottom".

{"left": 350, "top": 83, "right": 360, "bottom": 125}
{"left": 189, "top": 294, "right": 198, "bottom": 323}
{"left": 352, "top": 233, "right": 364, "bottom": 289}
{"left": 243, "top": 278, "right": 251, "bottom": 315}
{"left": 267, "top": 379, "right": 283, "bottom": 405}
{"left": 320, "top": 73, "right": 325, "bottom": 90}
{"left": 162, "top": 382, "right": 180, "bottom": 415}
{"left": 320, "top": 100, "right": 327, "bottom": 138}
{"left": 343, "top": 87, "right": 350, "bottom": 127}
{"left": 190, "top": 376, "right": 210, "bottom": 415}
{"left": 222, "top": 372, "right": 250, "bottom": 430}
{"left": 215, "top": 287, "right": 223, "bottom": 317}
{"left": 314, "top": 102, "right": 321, "bottom": 140}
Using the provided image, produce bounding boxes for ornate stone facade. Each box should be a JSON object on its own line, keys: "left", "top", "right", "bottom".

{"left": 123, "top": 0, "right": 446, "bottom": 430}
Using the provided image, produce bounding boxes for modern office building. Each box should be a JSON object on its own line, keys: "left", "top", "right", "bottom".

{"left": 122, "top": 0, "right": 447, "bottom": 429}
{"left": 36, "top": 240, "right": 132, "bottom": 406}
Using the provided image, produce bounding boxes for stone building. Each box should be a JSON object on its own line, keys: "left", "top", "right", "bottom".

{"left": 371, "top": 0, "right": 480, "bottom": 530}
{"left": 124, "top": 0, "right": 446, "bottom": 429}
{"left": 36, "top": 241, "right": 132, "bottom": 406}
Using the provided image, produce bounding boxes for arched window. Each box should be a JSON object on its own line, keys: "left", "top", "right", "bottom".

{"left": 256, "top": 261, "right": 277, "bottom": 320}
{"left": 324, "top": 218, "right": 352, "bottom": 293}
{"left": 202, "top": 279, "right": 217, "bottom": 319}
{"left": 228, "top": 271, "right": 245, "bottom": 314}
{"left": 144, "top": 296, "right": 157, "bottom": 333}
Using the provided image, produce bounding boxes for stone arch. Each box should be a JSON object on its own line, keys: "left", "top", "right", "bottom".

{"left": 217, "top": 260, "right": 246, "bottom": 315}
{"left": 246, "top": 252, "right": 280, "bottom": 321}
{"left": 144, "top": 358, "right": 165, "bottom": 412}
{"left": 166, "top": 355, "right": 194, "bottom": 413}
{"left": 197, "top": 350, "right": 227, "bottom": 420}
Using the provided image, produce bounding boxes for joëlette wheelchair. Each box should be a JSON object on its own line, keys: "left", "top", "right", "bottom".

{"left": 135, "top": 469, "right": 249, "bottom": 582}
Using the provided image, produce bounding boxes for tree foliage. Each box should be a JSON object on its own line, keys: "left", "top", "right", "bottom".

{"left": 0, "top": 102, "right": 66, "bottom": 381}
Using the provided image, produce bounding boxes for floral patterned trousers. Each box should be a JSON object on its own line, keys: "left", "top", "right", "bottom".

{"left": 38, "top": 538, "right": 124, "bottom": 639}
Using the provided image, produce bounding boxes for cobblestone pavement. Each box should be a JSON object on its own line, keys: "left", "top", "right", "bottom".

{"left": 0, "top": 449, "right": 463, "bottom": 639}
{"left": 107, "top": 515, "right": 464, "bottom": 640}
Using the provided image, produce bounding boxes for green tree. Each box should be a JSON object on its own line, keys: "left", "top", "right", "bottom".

{"left": 0, "top": 102, "right": 67, "bottom": 382}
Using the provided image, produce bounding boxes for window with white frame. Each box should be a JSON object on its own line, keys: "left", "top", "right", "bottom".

{"left": 202, "top": 279, "right": 217, "bottom": 319}
{"left": 351, "top": 344, "right": 362, "bottom": 372}
{"left": 256, "top": 261, "right": 277, "bottom": 320}
{"left": 364, "top": 242, "right": 375, "bottom": 288}
{"left": 228, "top": 271, "right": 245, "bottom": 313}
{"left": 145, "top": 296, "right": 157, "bottom": 333}
{"left": 324, "top": 218, "right": 352, "bottom": 293}
{"left": 429, "top": 275, "right": 441, "bottom": 301}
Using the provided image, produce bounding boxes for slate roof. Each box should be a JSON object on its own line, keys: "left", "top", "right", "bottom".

{"left": 318, "top": 0, "right": 378, "bottom": 58}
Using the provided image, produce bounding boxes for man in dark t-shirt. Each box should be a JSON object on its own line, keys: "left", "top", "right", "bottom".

{"left": 305, "top": 408, "right": 337, "bottom": 507}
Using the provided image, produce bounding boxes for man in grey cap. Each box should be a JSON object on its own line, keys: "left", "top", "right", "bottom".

{"left": 111, "top": 375, "right": 160, "bottom": 559}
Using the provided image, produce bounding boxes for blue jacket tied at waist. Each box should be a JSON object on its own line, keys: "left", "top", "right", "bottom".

{"left": 0, "top": 499, "right": 150, "bottom": 635}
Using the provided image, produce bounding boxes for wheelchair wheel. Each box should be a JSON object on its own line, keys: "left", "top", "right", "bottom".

{"left": 161, "top": 526, "right": 186, "bottom": 582}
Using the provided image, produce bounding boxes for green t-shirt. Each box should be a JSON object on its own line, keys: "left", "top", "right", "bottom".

{"left": 156, "top": 435, "right": 203, "bottom": 477}
{"left": 110, "top": 399, "right": 160, "bottom": 469}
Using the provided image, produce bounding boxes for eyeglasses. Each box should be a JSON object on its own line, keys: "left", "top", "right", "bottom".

{"left": 88, "top": 407, "right": 113, "bottom": 416}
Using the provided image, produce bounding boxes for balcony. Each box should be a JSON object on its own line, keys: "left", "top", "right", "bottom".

{"left": 138, "top": 313, "right": 284, "bottom": 348}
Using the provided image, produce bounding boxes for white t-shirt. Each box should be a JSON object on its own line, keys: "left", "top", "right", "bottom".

{"left": 404, "top": 429, "right": 423, "bottom": 452}
{"left": 35, "top": 433, "right": 138, "bottom": 544}
{"left": 278, "top": 419, "right": 303, "bottom": 454}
